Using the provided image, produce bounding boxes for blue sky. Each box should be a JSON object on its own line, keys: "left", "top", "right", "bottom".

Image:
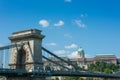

{"left": 0, "top": 0, "right": 120, "bottom": 58}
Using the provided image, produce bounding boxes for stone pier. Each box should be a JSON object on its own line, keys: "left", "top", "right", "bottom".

{"left": 8, "top": 29, "right": 45, "bottom": 80}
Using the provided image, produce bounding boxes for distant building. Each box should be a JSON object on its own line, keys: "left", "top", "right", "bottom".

{"left": 77, "top": 48, "right": 120, "bottom": 69}
{"left": 94, "top": 55, "right": 117, "bottom": 64}
{"left": 44, "top": 48, "right": 120, "bottom": 70}
{"left": 43, "top": 48, "right": 120, "bottom": 80}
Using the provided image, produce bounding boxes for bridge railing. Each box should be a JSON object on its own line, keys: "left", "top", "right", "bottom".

{"left": 0, "top": 48, "right": 11, "bottom": 68}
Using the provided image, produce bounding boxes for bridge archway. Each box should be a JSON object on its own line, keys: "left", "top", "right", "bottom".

{"left": 16, "top": 46, "right": 26, "bottom": 69}
{"left": 9, "top": 29, "right": 45, "bottom": 72}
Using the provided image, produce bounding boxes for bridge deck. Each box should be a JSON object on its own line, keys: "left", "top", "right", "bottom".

{"left": 0, "top": 68, "right": 120, "bottom": 78}
{"left": 0, "top": 44, "right": 120, "bottom": 79}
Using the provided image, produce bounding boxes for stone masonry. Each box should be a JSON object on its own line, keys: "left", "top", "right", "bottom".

{"left": 8, "top": 29, "right": 45, "bottom": 80}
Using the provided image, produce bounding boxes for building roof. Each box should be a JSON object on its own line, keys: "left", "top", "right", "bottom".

{"left": 78, "top": 47, "right": 84, "bottom": 53}
{"left": 95, "top": 54, "right": 116, "bottom": 58}
{"left": 94, "top": 54, "right": 117, "bottom": 60}
{"left": 86, "top": 58, "right": 93, "bottom": 61}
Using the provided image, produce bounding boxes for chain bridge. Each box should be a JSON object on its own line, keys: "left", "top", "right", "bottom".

{"left": 0, "top": 29, "right": 120, "bottom": 80}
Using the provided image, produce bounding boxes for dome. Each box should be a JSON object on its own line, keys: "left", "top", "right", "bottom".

{"left": 78, "top": 47, "right": 84, "bottom": 53}
{"left": 77, "top": 47, "right": 85, "bottom": 58}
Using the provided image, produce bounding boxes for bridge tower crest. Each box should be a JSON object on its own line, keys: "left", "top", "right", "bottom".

{"left": 9, "top": 29, "right": 45, "bottom": 72}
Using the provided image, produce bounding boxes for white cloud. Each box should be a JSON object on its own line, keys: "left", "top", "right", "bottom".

{"left": 0, "top": 44, "right": 3, "bottom": 47}
{"left": 54, "top": 50, "right": 68, "bottom": 54}
{"left": 39, "top": 19, "right": 49, "bottom": 28}
{"left": 64, "top": 34, "right": 72, "bottom": 38}
{"left": 85, "top": 54, "right": 92, "bottom": 58}
{"left": 46, "top": 42, "right": 57, "bottom": 46}
{"left": 65, "top": 43, "right": 78, "bottom": 49}
{"left": 54, "top": 20, "right": 64, "bottom": 27}
{"left": 74, "top": 19, "right": 86, "bottom": 28}
{"left": 80, "top": 14, "right": 84, "bottom": 17}
{"left": 65, "top": 0, "right": 72, "bottom": 2}
{"left": 67, "top": 51, "right": 78, "bottom": 58}
{"left": 80, "top": 13, "right": 88, "bottom": 18}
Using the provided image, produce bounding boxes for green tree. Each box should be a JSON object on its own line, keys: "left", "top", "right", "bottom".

{"left": 88, "top": 61, "right": 120, "bottom": 74}
{"left": 55, "top": 77, "right": 59, "bottom": 80}
{"left": 104, "top": 68, "right": 111, "bottom": 74}
{"left": 64, "top": 77, "right": 79, "bottom": 80}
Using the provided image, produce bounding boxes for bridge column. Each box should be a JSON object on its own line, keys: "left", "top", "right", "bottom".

{"left": 8, "top": 29, "right": 45, "bottom": 80}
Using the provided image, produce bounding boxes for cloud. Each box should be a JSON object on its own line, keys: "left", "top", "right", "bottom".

{"left": 80, "top": 14, "right": 84, "bottom": 17}
{"left": 65, "top": 0, "right": 72, "bottom": 2}
{"left": 46, "top": 42, "right": 57, "bottom": 46}
{"left": 64, "top": 34, "right": 72, "bottom": 38}
{"left": 54, "top": 20, "right": 64, "bottom": 27}
{"left": 85, "top": 54, "right": 92, "bottom": 58}
{"left": 65, "top": 44, "right": 78, "bottom": 49}
{"left": 67, "top": 51, "right": 78, "bottom": 58}
{"left": 54, "top": 50, "right": 68, "bottom": 54}
{"left": 74, "top": 19, "right": 86, "bottom": 28}
{"left": 0, "top": 44, "right": 3, "bottom": 47}
{"left": 39, "top": 19, "right": 49, "bottom": 28}
{"left": 80, "top": 13, "right": 88, "bottom": 18}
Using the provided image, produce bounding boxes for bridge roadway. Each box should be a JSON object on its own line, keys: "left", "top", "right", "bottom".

{"left": 0, "top": 68, "right": 120, "bottom": 78}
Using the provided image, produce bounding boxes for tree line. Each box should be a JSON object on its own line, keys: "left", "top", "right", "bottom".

{"left": 52, "top": 61, "right": 120, "bottom": 80}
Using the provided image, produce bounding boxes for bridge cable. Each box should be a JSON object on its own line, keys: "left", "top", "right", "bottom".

{"left": 42, "top": 47, "right": 81, "bottom": 71}
{"left": 42, "top": 55, "right": 70, "bottom": 70}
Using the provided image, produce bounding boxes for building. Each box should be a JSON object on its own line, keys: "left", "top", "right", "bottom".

{"left": 44, "top": 48, "right": 120, "bottom": 70}
{"left": 76, "top": 48, "right": 120, "bottom": 69}
{"left": 43, "top": 48, "right": 120, "bottom": 80}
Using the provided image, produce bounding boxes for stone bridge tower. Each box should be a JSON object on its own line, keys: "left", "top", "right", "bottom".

{"left": 9, "top": 29, "right": 45, "bottom": 72}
